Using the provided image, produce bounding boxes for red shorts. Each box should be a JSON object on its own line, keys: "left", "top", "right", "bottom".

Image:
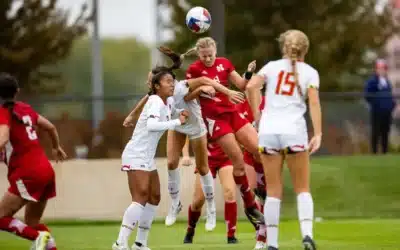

{"left": 195, "top": 158, "right": 233, "bottom": 178}
{"left": 203, "top": 111, "right": 249, "bottom": 141}
{"left": 8, "top": 165, "right": 56, "bottom": 202}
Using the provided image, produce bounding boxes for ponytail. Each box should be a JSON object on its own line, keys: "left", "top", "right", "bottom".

{"left": 2, "top": 100, "right": 22, "bottom": 123}
{"left": 288, "top": 45, "right": 303, "bottom": 97}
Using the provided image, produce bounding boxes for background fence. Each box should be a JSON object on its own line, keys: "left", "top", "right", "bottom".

{"left": 23, "top": 92, "right": 400, "bottom": 160}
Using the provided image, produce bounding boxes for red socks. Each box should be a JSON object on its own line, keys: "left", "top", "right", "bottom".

{"left": 224, "top": 201, "right": 237, "bottom": 237}
{"left": 0, "top": 217, "right": 39, "bottom": 241}
{"left": 233, "top": 174, "right": 256, "bottom": 208}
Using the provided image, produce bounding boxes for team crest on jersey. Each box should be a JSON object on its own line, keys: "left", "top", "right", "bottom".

{"left": 216, "top": 64, "right": 224, "bottom": 72}
{"left": 201, "top": 70, "right": 208, "bottom": 75}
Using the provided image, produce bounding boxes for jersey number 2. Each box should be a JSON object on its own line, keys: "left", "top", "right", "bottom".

{"left": 22, "top": 115, "right": 38, "bottom": 140}
{"left": 275, "top": 70, "right": 296, "bottom": 96}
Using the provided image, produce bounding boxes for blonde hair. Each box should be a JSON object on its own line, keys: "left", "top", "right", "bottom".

{"left": 181, "top": 37, "right": 217, "bottom": 60}
{"left": 277, "top": 30, "right": 309, "bottom": 97}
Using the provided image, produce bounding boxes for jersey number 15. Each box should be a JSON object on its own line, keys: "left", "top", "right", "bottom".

{"left": 275, "top": 70, "right": 296, "bottom": 96}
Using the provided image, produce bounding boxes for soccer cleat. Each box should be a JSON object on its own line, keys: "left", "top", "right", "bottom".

{"left": 205, "top": 210, "right": 216, "bottom": 231}
{"left": 302, "top": 236, "right": 317, "bottom": 250}
{"left": 133, "top": 242, "right": 151, "bottom": 250}
{"left": 31, "top": 231, "right": 51, "bottom": 250}
{"left": 165, "top": 201, "right": 182, "bottom": 226}
{"left": 268, "top": 247, "right": 278, "bottom": 250}
{"left": 254, "top": 241, "right": 267, "bottom": 249}
{"left": 245, "top": 205, "right": 265, "bottom": 226}
{"left": 227, "top": 236, "right": 238, "bottom": 244}
{"left": 112, "top": 242, "right": 130, "bottom": 250}
{"left": 183, "top": 228, "right": 195, "bottom": 244}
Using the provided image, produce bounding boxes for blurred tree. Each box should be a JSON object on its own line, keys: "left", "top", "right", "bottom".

{"left": 0, "top": 0, "right": 88, "bottom": 94}
{"left": 59, "top": 38, "right": 151, "bottom": 96}
{"left": 165, "top": 0, "right": 393, "bottom": 91}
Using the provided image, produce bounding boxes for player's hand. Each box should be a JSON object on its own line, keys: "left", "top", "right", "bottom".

{"left": 247, "top": 60, "right": 256, "bottom": 72}
{"left": 52, "top": 146, "right": 67, "bottom": 163}
{"left": 123, "top": 115, "right": 134, "bottom": 127}
{"left": 201, "top": 85, "right": 216, "bottom": 97}
{"left": 228, "top": 90, "right": 245, "bottom": 104}
{"left": 308, "top": 134, "right": 322, "bottom": 155}
{"left": 179, "top": 110, "right": 189, "bottom": 124}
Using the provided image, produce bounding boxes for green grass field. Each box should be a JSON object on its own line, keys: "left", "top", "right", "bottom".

{"left": 1, "top": 220, "right": 400, "bottom": 249}
{"left": 1, "top": 155, "right": 400, "bottom": 249}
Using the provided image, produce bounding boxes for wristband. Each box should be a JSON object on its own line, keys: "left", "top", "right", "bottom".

{"left": 244, "top": 71, "right": 253, "bottom": 80}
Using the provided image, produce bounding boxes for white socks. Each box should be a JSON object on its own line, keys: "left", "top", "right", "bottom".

{"left": 199, "top": 171, "right": 216, "bottom": 213}
{"left": 168, "top": 168, "right": 180, "bottom": 207}
{"left": 135, "top": 203, "right": 158, "bottom": 247}
{"left": 297, "top": 192, "right": 314, "bottom": 238}
{"left": 116, "top": 202, "right": 144, "bottom": 247}
{"left": 264, "top": 197, "right": 281, "bottom": 248}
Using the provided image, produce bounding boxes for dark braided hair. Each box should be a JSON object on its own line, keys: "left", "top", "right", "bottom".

{"left": 148, "top": 46, "right": 184, "bottom": 95}
{"left": 0, "top": 73, "right": 22, "bottom": 122}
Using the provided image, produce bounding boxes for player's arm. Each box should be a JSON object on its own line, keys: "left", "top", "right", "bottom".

{"left": 146, "top": 97, "right": 187, "bottom": 131}
{"left": 308, "top": 88, "right": 322, "bottom": 136}
{"left": 228, "top": 59, "right": 256, "bottom": 91}
{"left": 0, "top": 125, "right": 10, "bottom": 149}
{"left": 123, "top": 95, "right": 149, "bottom": 127}
{"left": 37, "top": 115, "right": 61, "bottom": 150}
{"left": 184, "top": 85, "right": 216, "bottom": 101}
{"left": 0, "top": 108, "right": 10, "bottom": 149}
{"left": 246, "top": 62, "right": 267, "bottom": 123}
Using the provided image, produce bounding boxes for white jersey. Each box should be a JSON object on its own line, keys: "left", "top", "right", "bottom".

{"left": 257, "top": 59, "right": 319, "bottom": 135}
{"left": 122, "top": 95, "right": 181, "bottom": 171}
{"left": 167, "top": 80, "right": 206, "bottom": 139}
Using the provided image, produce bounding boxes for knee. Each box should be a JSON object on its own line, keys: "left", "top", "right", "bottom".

{"left": 132, "top": 187, "right": 150, "bottom": 205}
{"left": 167, "top": 160, "right": 179, "bottom": 170}
{"left": 192, "top": 194, "right": 205, "bottom": 211}
{"left": 223, "top": 187, "right": 235, "bottom": 202}
{"left": 149, "top": 192, "right": 161, "bottom": 205}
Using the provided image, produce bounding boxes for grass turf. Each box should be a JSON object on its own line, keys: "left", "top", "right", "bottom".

{"left": 1, "top": 219, "right": 400, "bottom": 249}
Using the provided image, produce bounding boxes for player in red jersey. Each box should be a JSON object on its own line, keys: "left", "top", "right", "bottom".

{"left": 183, "top": 141, "right": 238, "bottom": 244}
{"left": 0, "top": 73, "right": 67, "bottom": 250}
{"left": 238, "top": 94, "right": 268, "bottom": 250}
{"left": 185, "top": 37, "right": 263, "bottom": 225}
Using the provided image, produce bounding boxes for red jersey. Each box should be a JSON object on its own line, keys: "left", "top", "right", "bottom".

{"left": 236, "top": 96, "right": 266, "bottom": 123}
{"left": 186, "top": 57, "right": 237, "bottom": 117}
{"left": 0, "top": 102, "right": 50, "bottom": 174}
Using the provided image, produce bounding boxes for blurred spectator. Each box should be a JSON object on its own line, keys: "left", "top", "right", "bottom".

{"left": 364, "top": 59, "right": 396, "bottom": 154}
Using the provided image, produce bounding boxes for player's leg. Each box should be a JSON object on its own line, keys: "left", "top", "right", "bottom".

{"left": 114, "top": 170, "right": 151, "bottom": 249}
{"left": 183, "top": 173, "right": 205, "bottom": 244}
{"left": 259, "top": 134, "right": 284, "bottom": 250}
{"left": 165, "top": 130, "right": 187, "bottom": 226}
{"left": 134, "top": 170, "right": 161, "bottom": 250}
{"left": 284, "top": 135, "right": 316, "bottom": 250}
{"left": 190, "top": 133, "right": 216, "bottom": 230}
{"left": 216, "top": 133, "right": 263, "bottom": 225}
{"left": 218, "top": 165, "right": 238, "bottom": 244}
{"left": 181, "top": 136, "right": 193, "bottom": 166}
{"left": 25, "top": 173, "right": 58, "bottom": 250}
{"left": 0, "top": 191, "right": 50, "bottom": 249}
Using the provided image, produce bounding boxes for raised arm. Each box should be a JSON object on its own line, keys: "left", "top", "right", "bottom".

{"left": 229, "top": 60, "right": 257, "bottom": 91}
{"left": 246, "top": 75, "right": 264, "bottom": 124}
{"left": 123, "top": 94, "right": 150, "bottom": 127}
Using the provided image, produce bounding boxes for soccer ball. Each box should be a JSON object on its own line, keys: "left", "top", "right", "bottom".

{"left": 185, "top": 6, "right": 211, "bottom": 34}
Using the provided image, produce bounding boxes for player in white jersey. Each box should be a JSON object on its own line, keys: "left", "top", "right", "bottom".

{"left": 112, "top": 66, "right": 189, "bottom": 250}
{"left": 123, "top": 47, "right": 245, "bottom": 230}
{"left": 246, "top": 30, "right": 322, "bottom": 250}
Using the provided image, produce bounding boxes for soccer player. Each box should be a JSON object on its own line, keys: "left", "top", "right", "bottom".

{"left": 123, "top": 47, "right": 245, "bottom": 229}
{"left": 247, "top": 29, "right": 322, "bottom": 250}
{"left": 183, "top": 140, "right": 238, "bottom": 244}
{"left": 184, "top": 37, "right": 264, "bottom": 225}
{"left": 0, "top": 73, "right": 67, "bottom": 250}
{"left": 113, "top": 65, "right": 189, "bottom": 250}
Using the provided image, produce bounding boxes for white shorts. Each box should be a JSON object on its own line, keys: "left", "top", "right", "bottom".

{"left": 121, "top": 157, "right": 157, "bottom": 172}
{"left": 258, "top": 133, "right": 308, "bottom": 154}
{"left": 174, "top": 119, "right": 207, "bottom": 140}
